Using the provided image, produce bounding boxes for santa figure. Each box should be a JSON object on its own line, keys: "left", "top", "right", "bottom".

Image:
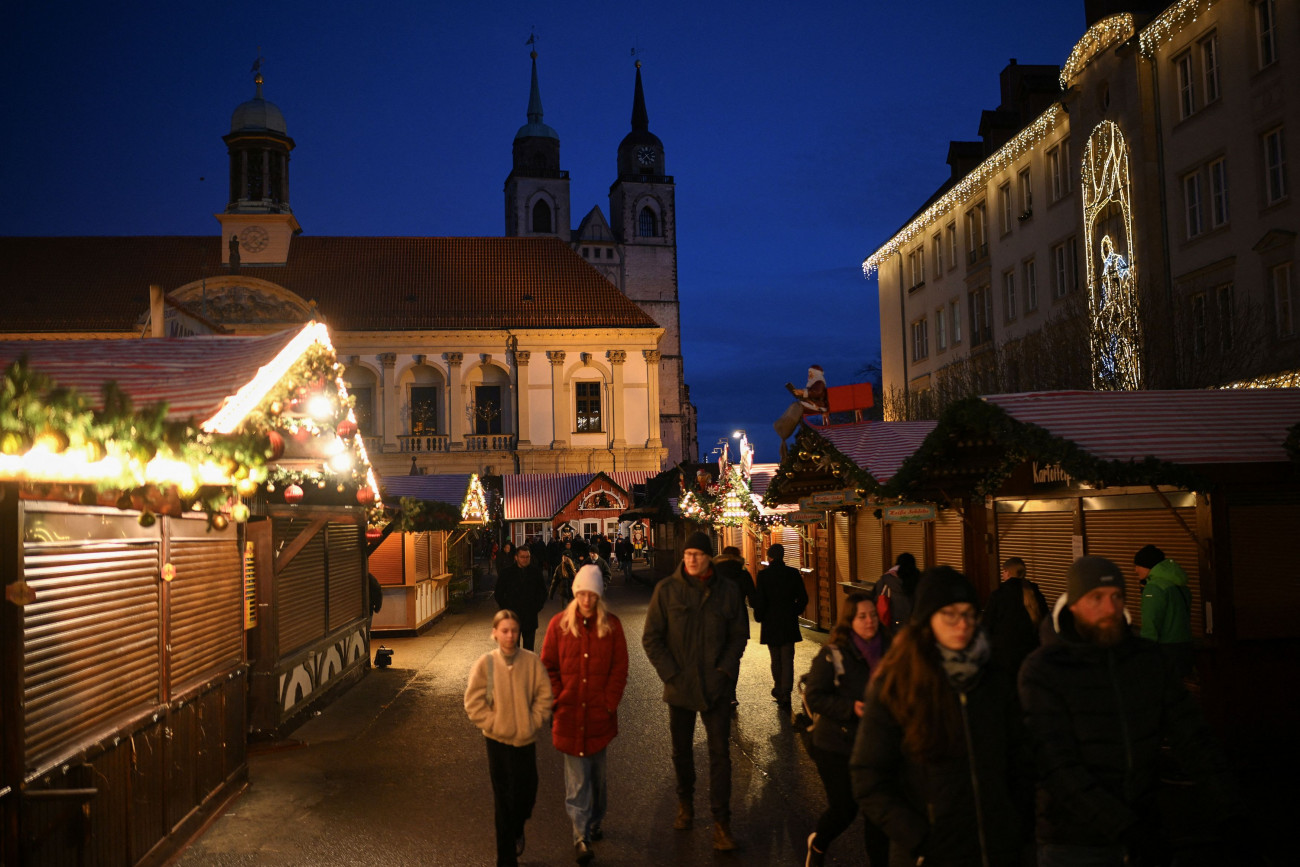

{"left": 774, "top": 365, "right": 829, "bottom": 455}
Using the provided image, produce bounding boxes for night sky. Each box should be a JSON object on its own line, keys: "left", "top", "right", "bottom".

{"left": 1, "top": 0, "right": 1086, "bottom": 464}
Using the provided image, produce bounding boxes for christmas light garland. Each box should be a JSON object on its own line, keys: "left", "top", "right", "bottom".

{"left": 1139, "top": 0, "right": 1216, "bottom": 58}
{"left": 1061, "top": 14, "right": 1135, "bottom": 88}
{"left": 679, "top": 463, "right": 763, "bottom": 527}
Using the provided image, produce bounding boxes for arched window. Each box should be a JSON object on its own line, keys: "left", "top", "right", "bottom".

{"left": 532, "top": 199, "right": 552, "bottom": 233}
{"left": 638, "top": 206, "right": 658, "bottom": 238}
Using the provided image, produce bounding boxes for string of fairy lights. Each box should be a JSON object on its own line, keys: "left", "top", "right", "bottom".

{"left": 1060, "top": 14, "right": 1135, "bottom": 89}
{"left": 1139, "top": 0, "right": 1217, "bottom": 58}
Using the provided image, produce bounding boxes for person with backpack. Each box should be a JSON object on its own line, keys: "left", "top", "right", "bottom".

{"left": 875, "top": 552, "right": 920, "bottom": 630}
{"left": 464, "top": 609, "right": 553, "bottom": 867}
{"left": 802, "top": 592, "right": 891, "bottom": 867}
{"left": 753, "top": 543, "right": 809, "bottom": 706}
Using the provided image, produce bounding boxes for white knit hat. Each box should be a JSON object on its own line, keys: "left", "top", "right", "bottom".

{"left": 572, "top": 564, "right": 604, "bottom": 598}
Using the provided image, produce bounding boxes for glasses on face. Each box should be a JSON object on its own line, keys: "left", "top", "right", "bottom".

{"left": 935, "top": 606, "right": 977, "bottom": 626}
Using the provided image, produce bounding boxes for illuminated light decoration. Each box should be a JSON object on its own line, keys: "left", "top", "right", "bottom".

{"left": 1219, "top": 369, "right": 1300, "bottom": 390}
{"left": 863, "top": 105, "right": 1065, "bottom": 276}
{"left": 1081, "top": 120, "right": 1143, "bottom": 391}
{"left": 461, "top": 473, "right": 489, "bottom": 523}
{"left": 202, "top": 321, "right": 334, "bottom": 434}
{"left": 1060, "top": 14, "right": 1134, "bottom": 88}
{"left": 307, "top": 393, "right": 334, "bottom": 421}
{"left": 680, "top": 464, "right": 762, "bottom": 528}
{"left": 231, "top": 503, "right": 251, "bottom": 523}
{"left": 329, "top": 451, "right": 355, "bottom": 473}
{"left": 1139, "top": 0, "right": 1216, "bottom": 58}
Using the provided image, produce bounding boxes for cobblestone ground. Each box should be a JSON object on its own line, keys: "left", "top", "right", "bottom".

{"left": 177, "top": 566, "right": 868, "bottom": 866}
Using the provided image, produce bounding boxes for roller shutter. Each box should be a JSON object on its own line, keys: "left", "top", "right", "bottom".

{"left": 169, "top": 537, "right": 243, "bottom": 690}
{"left": 1228, "top": 502, "right": 1300, "bottom": 639}
{"left": 855, "top": 510, "right": 883, "bottom": 583}
{"left": 780, "top": 526, "right": 803, "bottom": 568}
{"left": 1084, "top": 508, "right": 1204, "bottom": 637}
{"left": 414, "top": 531, "right": 431, "bottom": 580}
{"left": 22, "top": 537, "right": 160, "bottom": 768}
{"left": 833, "top": 513, "right": 851, "bottom": 583}
{"left": 890, "top": 521, "right": 926, "bottom": 569}
{"left": 996, "top": 510, "right": 1074, "bottom": 607}
{"left": 368, "top": 533, "right": 404, "bottom": 585}
{"left": 273, "top": 518, "right": 326, "bottom": 656}
{"left": 934, "top": 508, "right": 965, "bottom": 571}
{"left": 327, "top": 522, "right": 364, "bottom": 631}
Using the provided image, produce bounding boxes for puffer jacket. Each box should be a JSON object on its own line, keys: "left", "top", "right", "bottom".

{"left": 464, "top": 648, "right": 552, "bottom": 747}
{"left": 642, "top": 561, "right": 749, "bottom": 711}
{"left": 541, "top": 609, "right": 629, "bottom": 757}
{"left": 1140, "top": 559, "right": 1193, "bottom": 644}
{"left": 1019, "top": 605, "right": 1236, "bottom": 847}
{"left": 804, "top": 634, "right": 887, "bottom": 755}
{"left": 851, "top": 660, "right": 1032, "bottom": 867}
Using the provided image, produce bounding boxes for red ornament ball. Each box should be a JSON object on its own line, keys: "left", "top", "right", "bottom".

{"left": 291, "top": 426, "right": 313, "bottom": 444}
{"left": 284, "top": 483, "right": 304, "bottom": 504}
{"left": 356, "top": 486, "right": 376, "bottom": 505}
{"left": 265, "top": 430, "right": 285, "bottom": 460}
{"left": 336, "top": 419, "right": 357, "bottom": 439}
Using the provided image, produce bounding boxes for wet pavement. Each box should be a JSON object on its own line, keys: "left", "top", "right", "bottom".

{"left": 175, "top": 565, "right": 864, "bottom": 866}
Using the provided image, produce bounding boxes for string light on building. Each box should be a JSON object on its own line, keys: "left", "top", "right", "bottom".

{"left": 1140, "top": 0, "right": 1216, "bottom": 57}
{"left": 1061, "top": 14, "right": 1135, "bottom": 88}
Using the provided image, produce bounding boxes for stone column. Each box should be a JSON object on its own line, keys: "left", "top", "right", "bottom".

{"left": 606, "top": 350, "right": 627, "bottom": 449}
{"left": 379, "top": 353, "right": 398, "bottom": 448}
{"left": 547, "top": 351, "right": 567, "bottom": 449}
{"left": 643, "top": 350, "right": 662, "bottom": 448}
{"left": 444, "top": 352, "right": 464, "bottom": 450}
{"left": 514, "top": 350, "right": 531, "bottom": 446}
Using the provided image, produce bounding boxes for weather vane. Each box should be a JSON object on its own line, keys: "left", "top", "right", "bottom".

{"left": 251, "top": 46, "right": 264, "bottom": 74}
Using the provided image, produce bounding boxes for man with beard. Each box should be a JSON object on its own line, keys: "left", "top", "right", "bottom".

{"left": 1019, "top": 556, "right": 1243, "bottom": 867}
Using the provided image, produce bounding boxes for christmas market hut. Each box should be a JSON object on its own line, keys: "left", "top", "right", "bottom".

{"left": 0, "top": 322, "right": 380, "bottom": 866}
{"left": 502, "top": 471, "right": 654, "bottom": 548}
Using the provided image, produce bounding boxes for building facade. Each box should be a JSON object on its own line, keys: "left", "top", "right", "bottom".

{"left": 867, "top": 0, "right": 1298, "bottom": 417}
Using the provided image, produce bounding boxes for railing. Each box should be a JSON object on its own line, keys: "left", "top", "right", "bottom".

{"left": 361, "top": 436, "right": 382, "bottom": 455}
{"left": 466, "top": 434, "right": 517, "bottom": 451}
{"left": 967, "top": 243, "right": 989, "bottom": 265}
{"left": 398, "top": 434, "right": 450, "bottom": 452}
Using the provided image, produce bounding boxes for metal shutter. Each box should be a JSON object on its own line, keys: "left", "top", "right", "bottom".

{"left": 368, "top": 532, "right": 404, "bottom": 585}
{"left": 780, "top": 526, "right": 803, "bottom": 568}
{"left": 996, "top": 510, "right": 1075, "bottom": 607}
{"left": 890, "top": 521, "right": 926, "bottom": 569}
{"left": 1228, "top": 502, "right": 1300, "bottom": 639}
{"left": 327, "top": 522, "right": 364, "bottom": 631}
{"left": 855, "top": 510, "right": 883, "bottom": 583}
{"left": 1084, "top": 508, "right": 1204, "bottom": 637}
{"left": 414, "top": 531, "right": 431, "bottom": 580}
{"left": 833, "top": 513, "right": 851, "bottom": 583}
{"left": 169, "top": 537, "right": 243, "bottom": 690}
{"left": 273, "top": 518, "right": 326, "bottom": 656}
{"left": 430, "top": 531, "right": 446, "bottom": 576}
{"left": 22, "top": 538, "right": 160, "bottom": 767}
{"left": 934, "top": 508, "right": 965, "bottom": 571}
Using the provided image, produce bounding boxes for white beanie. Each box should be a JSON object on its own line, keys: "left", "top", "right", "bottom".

{"left": 572, "top": 564, "right": 604, "bottom": 598}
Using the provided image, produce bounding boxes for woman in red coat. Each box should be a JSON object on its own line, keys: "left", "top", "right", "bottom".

{"left": 541, "top": 565, "right": 629, "bottom": 865}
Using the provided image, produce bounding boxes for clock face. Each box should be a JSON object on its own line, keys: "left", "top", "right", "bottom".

{"left": 636, "top": 146, "right": 655, "bottom": 167}
{"left": 239, "top": 225, "right": 269, "bottom": 253}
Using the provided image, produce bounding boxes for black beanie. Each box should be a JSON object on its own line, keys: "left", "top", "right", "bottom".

{"left": 910, "top": 566, "right": 979, "bottom": 625}
{"left": 683, "top": 531, "right": 713, "bottom": 557}
{"left": 1068, "top": 555, "right": 1125, "bottom": 604}
{"left": 767, "top": 543, "right": 784, "bottom": 560}
{"left": 1133, "top": 545, "right": 1164, "bottom": 570}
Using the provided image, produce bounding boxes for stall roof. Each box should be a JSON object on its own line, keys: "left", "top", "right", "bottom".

{"left": 985, "top": 390, "right": 1300, "bottom": 465}
{"left": 503, "top": 471, "right": 656, "bottom": 521}
{"left": 819, "top": 421, "right": 938, "bottom": 483}
{"left": 381, "top": 474, "right": 472, "bottom": 507}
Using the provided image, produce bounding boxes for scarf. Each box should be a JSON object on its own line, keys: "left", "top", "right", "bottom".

{"left": 851, "top": 631, "right": 885, "bottom": 670}
{"left": 938, "top": 629, "right": 990, "bottom": 691}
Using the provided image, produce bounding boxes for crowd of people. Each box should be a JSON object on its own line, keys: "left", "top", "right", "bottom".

{"left": 467, "top": 529, "right": 1251, "bottom": 867}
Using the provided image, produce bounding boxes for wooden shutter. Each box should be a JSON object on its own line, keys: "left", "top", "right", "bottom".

{"left": 890, "top": 521, "right": 926, "bottom": 569}
{"left": 368, "top": 532, "right": 404, "bottom": 585}
{"left": 168, "top": 534, "right": 243, "bottom": 691}
{"left": 855, "top": 509, "right": 883, "bottom": 583}
{"left": 832, "top": 513, "right": 852, "bottom": 583}
{"left": 1084, "top": 507, "right": 1203, "bottom": 637}
{"left": 327, "top": 522, "right": 364, "bottom": 631}
{"left": 996, "top": 509, "right": 1075, "bottom": 607}
{"left": 273, "top": 518, "right": 326, "bottom": 656}
{"left": 1228, "top": 501, "right": 1300, "bottom": 639}
{"left": 414, "top": 531, "right": 431, "bottom": 580}
{"left": 934, "top": 508, "right": 965, "bottom": 571}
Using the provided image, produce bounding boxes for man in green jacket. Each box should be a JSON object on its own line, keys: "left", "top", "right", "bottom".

{"left": 642, "top": 531, "right": 749, "bottom": 851}
{"left": 1133, "top": 544, "right": 1194, "bottom": 679}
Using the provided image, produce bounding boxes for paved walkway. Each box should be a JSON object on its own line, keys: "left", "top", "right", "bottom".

{"left": 176, "top": 569, "right": 868, "bottom": 866}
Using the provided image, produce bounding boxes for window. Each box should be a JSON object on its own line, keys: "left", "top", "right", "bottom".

{"left": 582, "top": 247, "right": 590, "bottom": 258}
{"left": 966, "top": 203, "right": 988, "bottom": 263}
{"left": 1003, "top": 270, "right": 1017, "bottom": 321}
{"left": 1184, "top": 172, "right": 1204, "bottom": 238}
{"left": 1256, "top": 0, "right": 1277, "bottom": 68}
{"left": 909, "top": 248, "right": 926, "bottom": 288}
{"left": 350, "top": 386, "right": 374, "bottom": 435}
{"left": 1024, "top": 258, "right": 1039, "bottom": 312}
{"left": 638, "top": 207, "right": 658, "bottom": 237}
{"left": 606, "top": 248, "right": 614, "bottom": 259}
{"left": 1048, "top": 144, "right": 1070, "bottom": 202}
{"left": 1051, "top": 240, "right": 1077, "bottom": 298}
{"left": 1019, "top": 168, "right": 1033, "bottom": 214}
{"left": 532, "top": 199, "right": 552, "bottom": 233}
{"left": 969, "top": 286, "right": 993, "bottom": 346}
{"left": 950, "top": 299, "right": 962, "bottom": 344}
{"left": 1264, "top": 127, "right": 1287, "bottom": 205}
{"left": 473, "top": 385, "right": 502, "bottom": 435}
{"left": 911, "top": 317, "right": 929, "bottom": 362}
{"left": 1217, "top": 283, "right": 1236, "bottom": 351}
{"left": 1000, "top": 182, "right": 1013, "bottom": 234}
{"left": 1176, "top": 52, "right": 1196, "bottom": 119}
{"left": 1275, "top": 262, "right": 1295, "bottom": 337}
{"left": 1209, "top": 158, "right": 1229, "bottom": 227}
{"left": 947, "top": 224, "right": 958, "bottom": 270}
{"left": 936, "top": 307, "right": 948, "bottom": 351}
{"left": 522, "top": 521, "right": 545, "bottom": 543}
{"left": 933, "top": 233, "right": 944, "bottom": 277}
{"left": 575, "top": 380, "right": 603, "bottom": 431}
{"left": 410, "top": 386, "right": 439, "bottom": 434}
{"left": 1201, "top": 34, "right": 1220, "bottom": 104}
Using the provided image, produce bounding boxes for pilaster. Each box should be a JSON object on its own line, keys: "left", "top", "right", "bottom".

{"left": 643, "top": 349, "right": 662, "bottom": 448}
{"left": 379, "top": 353, "right": 398, "bottom": 447}
{"left": 607, "top": 350, "right": 627, "bottom": 448}
{"left": 444, "top": 352, "right": 465, "bottom": 450}
{"left": 547, "top": 351, "right": 567, "bottom": 448}
{"left": 513, "top": 350, "right": 532, "bottom": 446}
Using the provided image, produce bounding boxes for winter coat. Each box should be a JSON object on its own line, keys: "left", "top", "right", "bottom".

{"left": 1140, "top": 559, "right": 1193, "bottom": 644}
{"left": 712, "top": 553, "right": 754, "bottom": 605}
{"left": 982, "top": 577, "right": 1048, "bottom": 673}
{"left": 464, "top": 648, "right": 553, "bottom": 747}
{"left": 642, "top": 562, "right": 749, "bottom": 712}
{"left": 615, "top": 538, "right": 633, "bottom": 562}
{"left": 541, "top": 610, "right": 629, "bottom": 757}
{"left": 494, "top": 562, "right": 547, "bottom": 633}
{"left": 851, "top": 658, "right": 1032, "bottom": 867}
{"left": 753, "top": 560, "right": 808, "bottom": 645}
{"left": 804, "top": 634, "right": 888, "bottom": 755}
{"left": 875, "top": 568, "right": 915, "bottom": 630}
{"left": 1018, "top": 605, "right": 1237, "bottom": 847}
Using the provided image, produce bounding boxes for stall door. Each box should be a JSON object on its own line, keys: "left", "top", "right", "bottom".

{"left": 933, "top": 508, "right": 965, "bottom": 571}
{"left": 889, "top": 521, "right": 926, "bottom": 570}
{"left": 995, "top": 509, "right": 1075, "bottom": 607}
{"left": 855, "top": 509, "right": 883, "bottom": 583}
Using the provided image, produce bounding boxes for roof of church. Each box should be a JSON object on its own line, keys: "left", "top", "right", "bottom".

{"left": 0, "top": 235, "right": 659, "bottom": 333}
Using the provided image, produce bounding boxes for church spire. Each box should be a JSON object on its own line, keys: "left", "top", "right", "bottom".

{"left": 527, "top": 50, "right": 544, "bottom": 125}
{"left": 631, "top": 60, "right": 649, "bottom": 132}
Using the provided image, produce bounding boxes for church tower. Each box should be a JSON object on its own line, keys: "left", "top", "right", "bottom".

{"left": 216, "top": 66, "right": 300, "bottom": 265}
{"left": 609, "top": 61, "right": 696, "bottom": 464}
{"left": 504, "top": 50, "right": 570, "bottom": 241}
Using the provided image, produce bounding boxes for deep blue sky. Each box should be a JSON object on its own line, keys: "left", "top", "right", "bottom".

{"left": 0, "top": 0, "right": 1086, "bottom": 464}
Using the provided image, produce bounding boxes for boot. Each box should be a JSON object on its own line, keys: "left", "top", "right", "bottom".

{"left": 673, "top": 801, "right": 693, "bottom": 830}
{"left": 712, "top": 822, "right": 736, "bottom": 851}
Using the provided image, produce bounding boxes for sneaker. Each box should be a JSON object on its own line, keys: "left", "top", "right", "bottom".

{"left": 589, "top": 824, "right": 603, "bottom": 842}
{"left": 712, "top": 822, "right": 737, "bottom": 851}
{"left": 805, "top": 832, "right": 824, "bottom": 867}
{"left": 574, "top": 839, "right": 594, "bottom": 865}
{"left": 673, "top": 801, "right": 693, "bottom": 830}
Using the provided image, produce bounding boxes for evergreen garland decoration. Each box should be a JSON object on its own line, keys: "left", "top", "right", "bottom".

{"left": 392, "top": 496, "right": 465, "bottom": 533}
{"left": 762, "top": 425, "right": 877, "bottom": 507}
{"left": 680, "top": 464, "right": 764, "bottom": 527}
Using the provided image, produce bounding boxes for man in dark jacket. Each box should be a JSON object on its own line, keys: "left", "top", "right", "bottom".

{"left": 642, "top": 531, "right": 748, "bottom": 851}
{"left": 752, "top": 543, "right": 808, "bottom": 706}
{"left": 494, "top": 546, "right": 547, "bottom": 651}
{"left": 1019, "top": 556, "right": 1242, "bottom": 867}
{"left": 982, "top": 556, "right": 1048, "bottom": 674}
{"left": 711, "top": 545, "right": 754, "bottom": 605}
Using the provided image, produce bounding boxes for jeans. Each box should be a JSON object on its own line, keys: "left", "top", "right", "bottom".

{"left": 808, "top": 743, "right": 889, "bottom": 865}
{"left": 668, "top": 701, "right": 732, "bottom": 821}
{"left": 485, "top": 738, "right": 537, "bottom": 867}
{"left": 768, "top": 643, "right": 796, "bottom": 697}
{"left": 1037, "top": 843, "right": 1127, "bottom": 867}
{"left": 563, "top": 750, "right": 608, "bottom": 842}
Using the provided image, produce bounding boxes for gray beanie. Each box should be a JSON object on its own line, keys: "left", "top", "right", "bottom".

{"left": 1067, "top": 556, "right": 1125, "bottom": 604}
{"left": 683, "top": 531, "right": 713, "bottom": 557}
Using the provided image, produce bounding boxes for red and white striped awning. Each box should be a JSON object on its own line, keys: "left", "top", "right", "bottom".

{"left": 819, "top": 421, "right": 938, "bottom": 482}
{"left": 984, "top": 390, "right": 1300, "bottom": 465}
{"left": 503, "top": 471, "right": 656, "bottom": 521}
